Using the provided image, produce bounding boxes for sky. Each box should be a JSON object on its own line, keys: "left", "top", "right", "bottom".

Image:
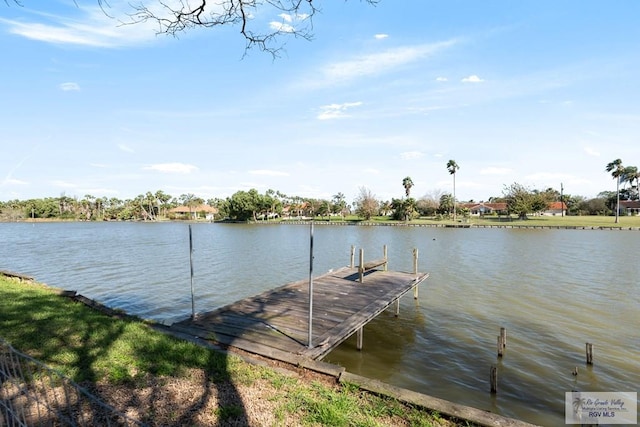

{"left": 1, "top": 1, "right": 639, "bottom": 206}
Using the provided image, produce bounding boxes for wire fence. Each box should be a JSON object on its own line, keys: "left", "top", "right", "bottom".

{"left": 0, "top": 338, "right": 144, "bottom": 427}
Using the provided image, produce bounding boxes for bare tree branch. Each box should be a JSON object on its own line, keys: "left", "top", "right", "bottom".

{"left": 4, "top": 0, "right": 379, "bottom": 56}
{"left": 128, "top": 0, "right": 377, "bottom": 56}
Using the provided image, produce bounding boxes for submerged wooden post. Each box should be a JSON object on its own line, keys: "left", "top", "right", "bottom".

{"left": 497, "top": 335, "right": 504, "bottom": 357}
{"left": 500, "top": 327, "right": 507, "bottom": 348}
{"left": 586, "top": 342, "right": 594, "bottom": 365}
{"left": 350, "top": 245, "right": 355, "bottom": 268}
{"left": 413, "top": 248, "right": 419, "bottom": 299}
{"left": 356, "top": 327, "right": 363, "bottom": 350}
{"left": 490, "top": 365, "right": 498, "bottom": 393}
{"left": 359, "top": 248, "right": 364, "bottom": 283}
{"left": 189, "top": 225, "right": 195, "bottom": 320}
{"left": 395, "top": 299, "right": 400, "bottom": 317}
{"left": 383, "top": 244, "right": 388, "bottom": 271}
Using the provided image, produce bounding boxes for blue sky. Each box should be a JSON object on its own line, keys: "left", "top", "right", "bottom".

{"left": 1, "top": 1, "right": 639, "bottom": 205}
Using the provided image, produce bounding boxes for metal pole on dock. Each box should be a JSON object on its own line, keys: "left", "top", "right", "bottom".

{"left": 308, "top": 222, "right": 314, "bottom": 348}
{"left": 189, "top": 225, "right": 195, "bottom": 320}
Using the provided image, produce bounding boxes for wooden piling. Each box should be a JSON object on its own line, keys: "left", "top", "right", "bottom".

{"left": 358, "top": 248, "right": 365, "bottom": 283}
{"left": 413, "top": 248, "right": 419, "bottom": 299}
{"left": 497, "top": 335, "right": 504, "bottom": 357}
{"left": 500, "top": 327, "right": 507, "bottom": 348}
{"left": 383, "top": 245, "right": 388, "bottom": 271}
{"left": 586, "top": 342, "right": 594, "bottom": 365}
{"left": 357, "top": 327, "right": 363, "bottom": 350}
{"left": 395, "top": 299, "right": 400, "bottom": 317}
{"left": 350, "top": 245, "right": 355, "bottom": 268}
{"left": 490, "top": 365, "right": 497, "bottom": 393}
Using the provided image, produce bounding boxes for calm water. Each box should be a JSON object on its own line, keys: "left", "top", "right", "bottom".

{"left": 1, "top": 222, "right": 638, "bottom": 426}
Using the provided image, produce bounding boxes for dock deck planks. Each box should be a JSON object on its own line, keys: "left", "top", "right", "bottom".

{"left": 172, "top": 266, "right": 429, "bottom": 361}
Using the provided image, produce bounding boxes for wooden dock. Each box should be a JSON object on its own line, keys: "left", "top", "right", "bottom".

{"left": 171, "top": 265, "right": 429, "bottom": 361}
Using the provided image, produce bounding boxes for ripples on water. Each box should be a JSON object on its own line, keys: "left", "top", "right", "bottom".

{"left": 1, "top": 222, "right": 638, "bottom": 426}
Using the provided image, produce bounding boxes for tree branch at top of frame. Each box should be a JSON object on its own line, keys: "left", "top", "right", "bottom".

{"left": 128, "top": 0, "right": 379, "bottom": 56}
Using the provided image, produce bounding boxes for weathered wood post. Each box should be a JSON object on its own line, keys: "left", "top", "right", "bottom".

{"left": 308, "top": 222, "right": 315, "bottom": 349}
{"left": 395, "top": 299, "right": 400, "bottom": 317}
{"left": 189, "top": 225, "right": 196, "bottom": 320}
{"left": 350, "top": 245, "right": 355, "bottom": 268}
{"left": 586, "top": 342, "right": 594, "bottom": 365}
{"left": 383, "top": 244, "right": 388, "bottom": 271}
{"left": 500, "top": 327, "right": 507, "bottom": 349}
{"left": 413, "top": 248, "right": 419, "bottom": 299}
{"left": 490, "top": 365, "right": 498, "bottom": 393}
{"left": 497, "top": 335, "right": 504, "bottom": 357}
{"left": 356, "top": 327, "right": 363, "bottom": 350}
{"left": 359, "top": 248, "right": 365, "bottom": 283}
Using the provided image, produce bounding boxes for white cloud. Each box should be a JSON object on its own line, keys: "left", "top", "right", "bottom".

{"left": 435, "top": 76, "right": 448, "bottom": 82}
{"left": 269, "top": 21, "right": 295, "bottom": 33}
{"left": 317, "top": 101, "right": 363, "bottom": 120}
{"left": 374, "top": 34, "right": 389, "bottom": 40}
{"left": 144, "top": 163, "right": 198, "bottom": 174}
{"left": 480, "top": 167, "right": 512, "bottom": 175}
{"left": 400, "top": 151, "right": 424, "bottom": 160}
{"left": 0, "top": 3, "right": 160, "bottom": 47}
{"left": 319, "top": 39, "right": 459, "bottom": 86}
{"left": 462, "top": 75, "right": 484, "bottom": 83}
{"left": 249, "top": 170, "right": 290, "bottom": 177}
{"left": 59, "top": 82, "right": 80, "bottom": 91}
{"left": 118, "top": 143, "right": 135, "bottom": 153}
{"left": 269, "top": 12, "right": 309, "bottom": 33}
{"left": 2, "top": 178, "right": 28, "bottom": 186}
{"left": 584, "top": 147, "right": 600, "bottom": 157}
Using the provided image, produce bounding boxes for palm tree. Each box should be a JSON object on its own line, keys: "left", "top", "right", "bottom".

{"left": 446, "top": 160, "right": 460, "bottom": 222}
{"left": 402, "top": 176, "right": 414, "bottom": 198}
{"left": 605, "top": 159, "right": 624, "bottom": 223}
{"left": 622, "top": 166, "right": 640, "bottom": 201}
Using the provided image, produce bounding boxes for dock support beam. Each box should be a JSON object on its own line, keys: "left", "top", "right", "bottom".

{"left": 189, "top": 225, "right": 196, "bottom": 320}
{"left": 413, "top": 248, "right": 419, "bottom": 299}
{"left": 308, "top": 222, "right": 314, "bottom": 349}
{"left": 357, "top": 327, "right": 363, "bottom": 350}
{"left": 358, "top": 248, "right": 365, "bottom": 283}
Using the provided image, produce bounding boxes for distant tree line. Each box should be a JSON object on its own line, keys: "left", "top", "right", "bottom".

{"left": 0, "top": 180, "right": 636, "bottom": 223}
{"left": 1, "top": 157, "right": 637, "bottom": 222}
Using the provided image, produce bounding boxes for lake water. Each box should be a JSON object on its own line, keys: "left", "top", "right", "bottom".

{"left": 1, "top": 221, "right": 638, "bottom": 426}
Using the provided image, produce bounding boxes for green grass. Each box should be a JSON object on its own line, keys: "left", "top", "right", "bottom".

{"left": 0, "top": 276, "right": 472, "bottom": 426}
{"left": 283, "top": 214, "right": 640, "bottom": 228}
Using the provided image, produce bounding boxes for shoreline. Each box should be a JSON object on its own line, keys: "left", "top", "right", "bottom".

{"left": 5, "top": 217, "right": 640, "bottom": 230}
{"left": 278, "top": 220, "right": 640, "bottom": 230}
{"left": 1, "top": 272, "right": 540, "bottom": 427}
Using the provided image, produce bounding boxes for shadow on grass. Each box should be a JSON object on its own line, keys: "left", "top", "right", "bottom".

{"left": 0, "top": 278, "right": 249, "bottom": 426}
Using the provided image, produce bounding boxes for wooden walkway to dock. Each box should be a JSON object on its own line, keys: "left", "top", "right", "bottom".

{"left": 171, "top": 266, "right": 429, "bottom": 361}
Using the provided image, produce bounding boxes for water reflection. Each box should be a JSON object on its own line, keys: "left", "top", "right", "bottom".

{"left": 1, "top": 222, "right": 638, "bottom": 426}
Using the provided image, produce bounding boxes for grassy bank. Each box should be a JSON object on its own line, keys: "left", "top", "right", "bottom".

{"left": 0, "top": 276, "right": 474, "bottom": 426}
{"left": 285, "top": 214, "right": 640, "bottom": 228}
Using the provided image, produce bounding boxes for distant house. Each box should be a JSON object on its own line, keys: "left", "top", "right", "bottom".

{"left": 169, "top": 204, "right": 218, "bottom": 220}
{"left": 541, "top": 202, "right": 567, "bottom": 216}
{"left": 282, "top": 202, "right": 312, "bottom": 219}
{"left": 459, "top": 202, "right": 508, "bottom": 216}
{"left": 620, "top": 200, "right": 640, "bottom": 215}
